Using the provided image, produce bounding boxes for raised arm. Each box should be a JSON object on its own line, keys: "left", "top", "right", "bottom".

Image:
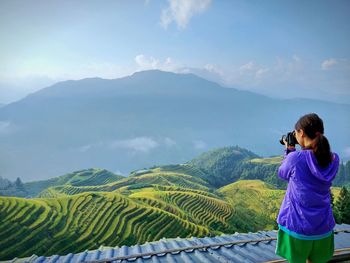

{"left": 278, "top": 149, "right": 297, "bottom": 181}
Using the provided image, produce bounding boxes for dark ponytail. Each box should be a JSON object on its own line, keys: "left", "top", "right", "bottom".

{"left": 295, "top": 113, "right": 332, "bottom": 167}
{"left": 313, "top": 134, "right": 332, "bottom": 167}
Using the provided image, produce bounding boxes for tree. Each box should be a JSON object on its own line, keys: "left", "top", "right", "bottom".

{"left": 334, "top": 162, "right": 345, "bottom": 186}
{"left": 330, "top": 190, "right": 335, "bottom": 208}
{"left": 331, "top": 190, "right": 341, "bottom": 223}
{"left": 335, "top": 186, "right": 350, "bottom": 224}
{"left": 15, "top": 177, "right": 25, "bottom": 190}
{"left": 345, "top": 161, "right": 350, "bottom": 183}
{"left": 0, "top": 176, "right": 11, "bottom": 189}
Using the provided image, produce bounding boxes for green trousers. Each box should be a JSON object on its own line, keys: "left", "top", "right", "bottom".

{"left": 275, "top": 229, "right": 334, "bottom": 263}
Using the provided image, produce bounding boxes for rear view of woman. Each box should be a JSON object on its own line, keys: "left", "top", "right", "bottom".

{"left": 276, "top": 113, "right": 339, "bottom": 263}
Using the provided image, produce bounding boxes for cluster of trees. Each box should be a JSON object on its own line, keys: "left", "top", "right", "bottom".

{"left": 333, "top": 161, "right": 350, "bottom": 186}
{"left": 188, "top": 146, "right": 279, "bottom": 188}
{"left": 0, "top": 176, "right": 27, "bottom": 197}
{"left": 332, "top": 161, "right": 350, "bottom": 224}
{"left": 0, "top": 176, "right": 24, "bottom": 190}
{"left": 188, "top": 146, "right": 350, "bottom": 190}
{"left": 332, "top": 186, "right": 350, "bottom": 224}
{"left": 0, "top": 176, "right": 12, "bottom": 189}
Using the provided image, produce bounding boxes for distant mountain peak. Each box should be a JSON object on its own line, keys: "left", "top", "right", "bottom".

{"left": 130, "top": 69, "right": 214, "bottom": 84}
{"left": 132, "top": 69, "right": 171, "bottom": 76}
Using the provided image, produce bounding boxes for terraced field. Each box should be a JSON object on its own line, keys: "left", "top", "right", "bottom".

{"left": 38, "top": 169, "right": 211, "bottom": 197}
{"left": 249, "top": 156, "right": 283, "bottom": 164}
{"left": 38, "top": 185, "right": 104, "bottom": 198}
{"left": 0, "top": 192, "right": 209, "bottom": 260}
{"left": 156, "top": 164, "right": 210, "bottom": 181}
{"left": 130, "top": 187, "right": 235, "bottom": 233}
{"left": 219, "top": 180, "right": 285, "bottom": 229}
{"left": 65, "top": 169, "right": 124, "bottom": 186}
{"left": 22, "top": 168, "right": 125, "bottom": 197}
{"left": 1, "top": 178, "right": 342, "bottom": 261}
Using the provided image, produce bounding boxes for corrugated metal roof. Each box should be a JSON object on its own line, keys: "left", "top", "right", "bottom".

{"left": 8, "top": 224, "right": 350, "bottom": 263}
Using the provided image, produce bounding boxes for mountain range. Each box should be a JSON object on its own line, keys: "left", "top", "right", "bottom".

{"left": 0, "top": 70, "right": 349, "bottom": 181}
{"left": 0, "top": 146, "right": 280, "bottom": 197}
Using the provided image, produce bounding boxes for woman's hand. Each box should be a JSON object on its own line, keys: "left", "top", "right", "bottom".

{"left": 283, "top": 138, "right": 295, "bottom": 150}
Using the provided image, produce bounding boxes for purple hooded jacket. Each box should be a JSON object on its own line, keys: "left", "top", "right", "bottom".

{"left": 277, "top": 149, "right": 339, "bottom": 236}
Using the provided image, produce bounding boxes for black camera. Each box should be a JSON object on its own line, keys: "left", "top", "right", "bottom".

{"left": 280, "top": 131, "right": 298, "bottom": 147}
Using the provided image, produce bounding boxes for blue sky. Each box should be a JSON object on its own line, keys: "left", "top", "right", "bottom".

{"left": 0, "top": 0, "right": 349, "bottom": 104}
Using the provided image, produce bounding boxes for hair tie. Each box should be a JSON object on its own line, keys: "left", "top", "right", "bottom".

{"left": 315, "top": 132, "right": 322, "bottom": 137}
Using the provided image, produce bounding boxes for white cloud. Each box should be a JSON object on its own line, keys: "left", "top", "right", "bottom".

{"left": 246, "top": 55, "right": 304, "bottom": 88}
{"left": 111, "top": 137, "right": 159, "bottom": 153}
{"left": 239, "top": 61, "right": 255, "bottom": 72}
{"left": 292, "top": 55, "right": 301, "bottom": 62}
{"left": 322, "top": 58, "right": 338, "bottom": 70}
{"left": 163, "top": 137, "right": 177, "bottom": 147}
{"left": 135, "top": 55, "right": 160, "bottom": 70}
{"left": 255, "top": 68, "right": 270, "bottom": 78}
{"left": 160, "top": 0, "right": 212, "bottom": 29}
{"left": 237, "top": 61, "right": 269, "bottom": 79}
{"left": 193, "top": 140, "right": 207, "bottom": 150}
{"left": 135, "top": 54, "right": 179, "bottom": 72}
{"left": 78, "top": 144, "right": 92, "bottom": 153}
{"left": 76, "top": 136, "right": 177, "bottom": 154}
{"left": 204, "top": 64, "right": 224, "bottom": 76}
{"left": 114, "top": 170, "right": 125, "bottom": 176}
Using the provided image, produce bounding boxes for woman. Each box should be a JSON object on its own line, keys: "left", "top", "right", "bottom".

{"left": 276, "top": 113, "right": 339, "bottom": 263}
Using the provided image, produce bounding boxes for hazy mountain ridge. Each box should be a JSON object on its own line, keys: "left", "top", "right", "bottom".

{"left": 0, "top": 70, "right": 349, "bottom": 181}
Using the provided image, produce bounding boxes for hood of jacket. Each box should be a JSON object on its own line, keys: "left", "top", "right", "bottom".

{"left": 305, "top": 150, "right": 339, "bottom": 182}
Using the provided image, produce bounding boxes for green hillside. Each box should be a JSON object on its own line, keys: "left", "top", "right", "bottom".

{"left": 219, "top": 180, "right": 285, "bottom": 229}
{"left": 187, "top": 146, "right": 258, "bottom": 187}
{"left": 38, "top": 168, "right": 211, "bottom": 198}
{"left": 1, "top": 168, "right": 125, "bottom": 198}
{"left": 187, "top": 146, "right": 288, "bottom": 188}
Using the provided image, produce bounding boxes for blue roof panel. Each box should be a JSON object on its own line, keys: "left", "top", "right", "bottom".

{"left": 8, "top": 224, "right": 350, "bottom": 263}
